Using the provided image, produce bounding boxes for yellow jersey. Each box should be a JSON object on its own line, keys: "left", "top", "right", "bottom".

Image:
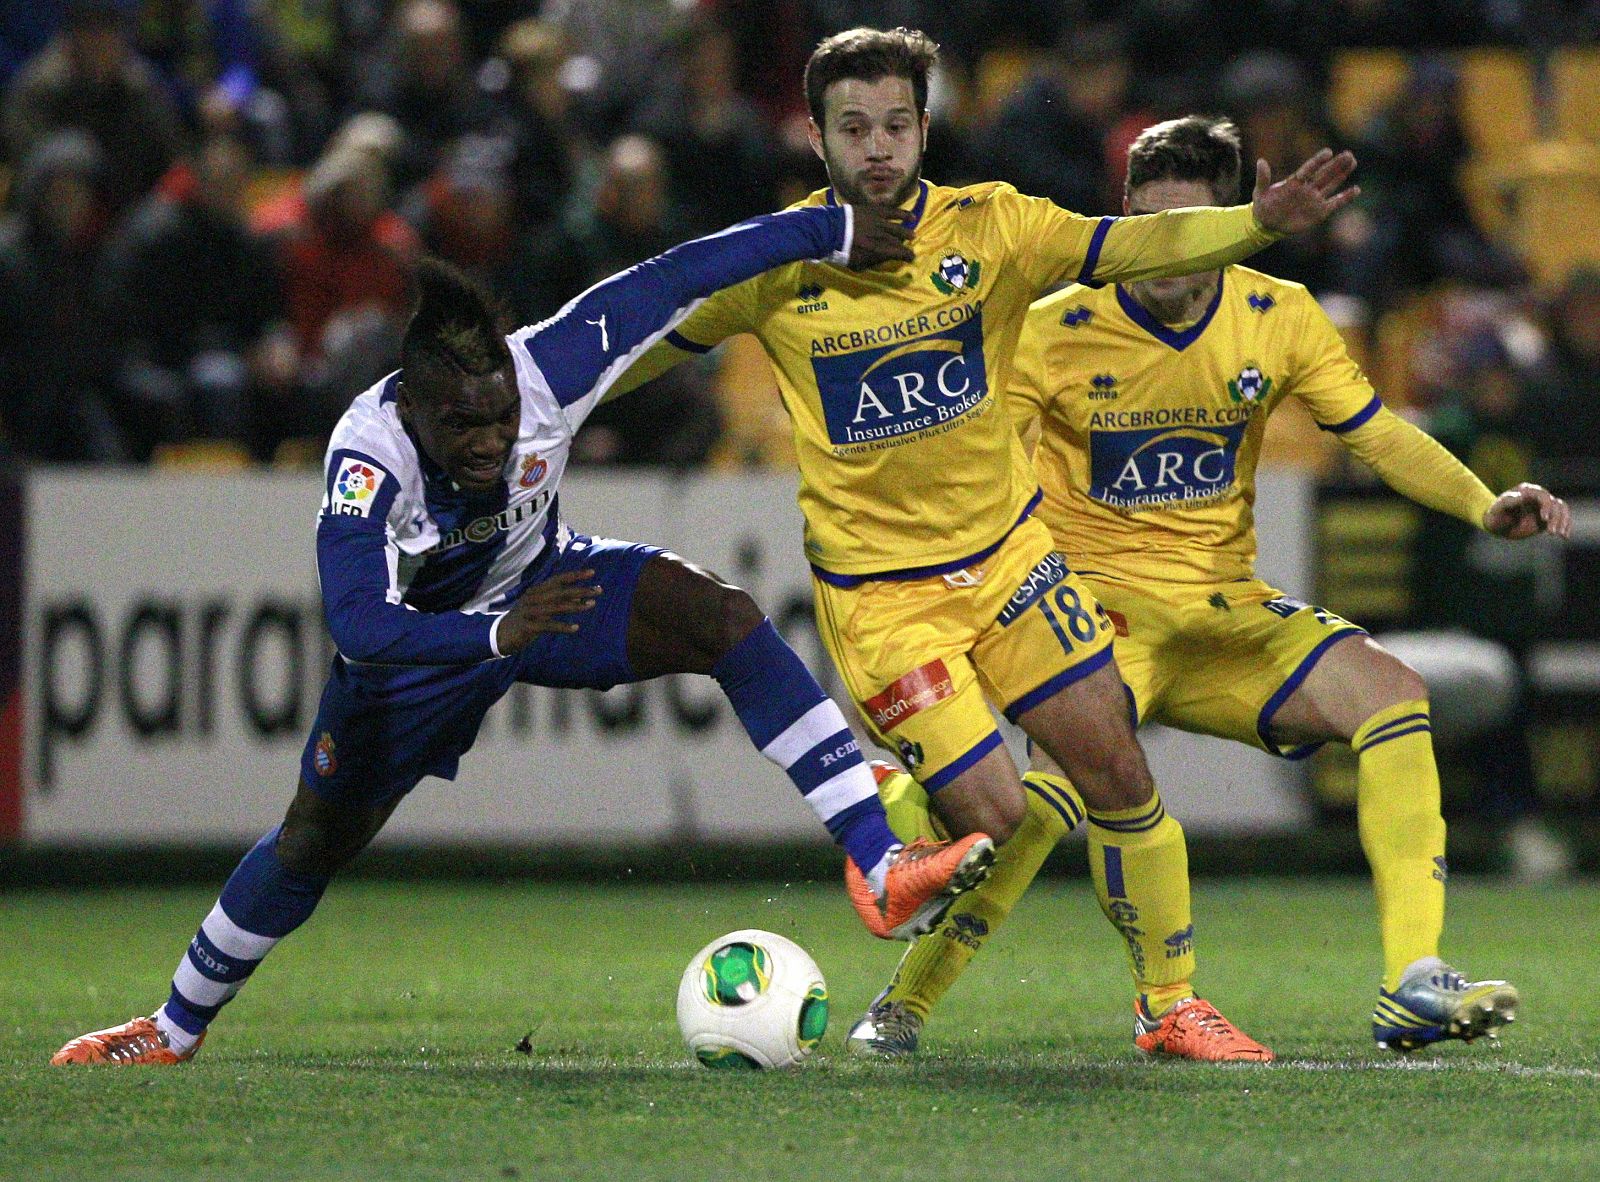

{"left": 617, "top": 182, "right": 1277, "bottom": 581}
{"left": 1010, "top": 265, "right": 1497, "bottom": 584}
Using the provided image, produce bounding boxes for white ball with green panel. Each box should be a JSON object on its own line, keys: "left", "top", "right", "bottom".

{"left": 676, "top": 929, "right": 829, "bottom": 1070}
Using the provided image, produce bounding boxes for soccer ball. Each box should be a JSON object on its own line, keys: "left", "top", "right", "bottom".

{"left": 676, "top": 929, "right": 829, "bottom": 1070}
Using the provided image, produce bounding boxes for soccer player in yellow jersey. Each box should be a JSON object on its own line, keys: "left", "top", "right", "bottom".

{"left": 615, "top": 28, "right": 1356, "bottom": 1060}
{"left": 850, "top": 115, "right": 1573, "bottom": 1058}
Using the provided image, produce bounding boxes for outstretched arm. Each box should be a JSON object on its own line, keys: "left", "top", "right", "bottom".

{"left": 517, "top": 205, "right": 912, "bottom": 419}
{"left": 1073, "top": 149, "right": 1359, "bottom": 287}
{"left": 1333, "top": 407, "right": 1569, "bottom": 539}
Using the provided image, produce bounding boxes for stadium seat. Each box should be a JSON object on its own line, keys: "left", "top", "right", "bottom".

{"left": 1326, "top": 49, "right": 1409, "bottom": 139}
{"left": 1317, "top": 499, "right": 1419, "bottom": 621}
{"left": 151, "top": 440, "right": 252, "bottom": 470}
{"left": 1551, "top": 47, "right": 1600, "bottom": 143}
{"left": 272, "top": 436, "right": 325, "bottom": 469}
{"left": 1508, "top": 141, "right": 1600, "bottom": 289}
{"left": 1455, "top": 49, "right": 1537, "bottom": 162}
{"left": 971, "top": 47, "right": 1047, "bottom": 122}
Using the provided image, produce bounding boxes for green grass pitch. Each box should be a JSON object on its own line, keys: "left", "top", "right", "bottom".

{"left": 3, "top": 876, "right": 1594, "bottom": 1181}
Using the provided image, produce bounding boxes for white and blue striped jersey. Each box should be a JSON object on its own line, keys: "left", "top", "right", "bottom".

{"left": 314, "top": 204, "right": 855, "bottom": 666}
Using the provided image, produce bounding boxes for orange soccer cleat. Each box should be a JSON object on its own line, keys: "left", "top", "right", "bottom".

{"left": 847, "top": 833, "right": 995, "bottom": 940}
{"left": 49, "top": 1017, "right": 203, "bottom": 1066}
{"left": 1133, "top": 996, "right": 1274, "bottom": 1062}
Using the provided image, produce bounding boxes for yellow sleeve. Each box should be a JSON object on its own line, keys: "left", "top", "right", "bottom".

{"left": 991, "top": 188, "right": 1277, "bottom": 290}
{"left": 1285, "top": 294, "right": 1495, "bottom": 528}
{"left": 1338, "top": 408, "right": 1497, "bottom": 529}
{"left": 1077, "top": 205, "right": 1279, "bottom": 287}
{"left": 605, "top": 280, "right": 761, "bottom": 401}
{"left": 1284, "top": 291, "right": 1383, "bottom": 428}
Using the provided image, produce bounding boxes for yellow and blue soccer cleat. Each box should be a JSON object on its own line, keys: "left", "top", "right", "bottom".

{"left": 844, "top": 991, "right": 923, "bottom": 1058}
{"left": 1372, "top": 958, "right": 1518, "bottom": 1052}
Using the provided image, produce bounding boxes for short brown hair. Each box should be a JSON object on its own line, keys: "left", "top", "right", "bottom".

{"left": 804, "top": 27, "right": 938, "bottom": 129}
{"left": 1126, "top": 116, "right": 1243, "bottom": 205}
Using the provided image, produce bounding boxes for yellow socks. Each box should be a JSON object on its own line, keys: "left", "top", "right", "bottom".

{"left": 882, "top": 770, "right": 1081, "bottom": 1018}
{"left": 1352, "top": 699, "right": 1446, "bottom": 991}
{"left": 1088, "top": 791, "right": 1194, "bottom": 1015}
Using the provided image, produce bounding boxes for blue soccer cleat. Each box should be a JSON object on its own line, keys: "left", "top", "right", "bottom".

{"left": 1372, "top": 957, "right": 1519, "bottom": 1052}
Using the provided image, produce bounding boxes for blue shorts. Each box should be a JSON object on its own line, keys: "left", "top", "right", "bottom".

{"left": 299, "top": 532, "right": 662, "bottom": 806}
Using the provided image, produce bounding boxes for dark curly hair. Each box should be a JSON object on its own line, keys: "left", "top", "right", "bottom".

{"left": 400, "top": 257, "right": 513, "bottom": 398}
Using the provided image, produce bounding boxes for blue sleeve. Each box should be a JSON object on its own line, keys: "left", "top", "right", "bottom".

{"left": 523, "top": 204, "right": 850, "bottom": 409}
{"left": 317, "top": 450, "right": 500, "bottom": 666}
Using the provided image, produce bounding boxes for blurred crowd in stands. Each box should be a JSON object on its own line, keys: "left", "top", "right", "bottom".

{"left": 0, "top": 0, "right": 1597, "bottom": 478}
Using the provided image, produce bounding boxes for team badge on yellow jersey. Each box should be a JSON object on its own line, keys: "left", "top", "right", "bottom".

{"left": 931, "top": 254, "right": 982, "bottom": 294}
{"left": 1228, "top": 366, "right": 1272, "bottom": 406}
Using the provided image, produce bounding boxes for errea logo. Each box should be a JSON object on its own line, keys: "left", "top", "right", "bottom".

{"left": 796, "top": 283, "right": 828, "bottom": 314}
{"left": 1089, "top": 374, "right": 1119, "bottom": 400}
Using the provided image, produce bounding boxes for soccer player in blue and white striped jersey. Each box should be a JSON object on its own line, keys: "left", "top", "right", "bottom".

{"left": 51, "top": 204, "right": 994, "bottom": 1066}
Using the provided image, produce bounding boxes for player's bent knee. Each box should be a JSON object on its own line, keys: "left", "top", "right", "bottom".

{"left": 714, "top": 585, "right": 766, "bottom": 656}
{"left": 931, "top": 781, "right": 1025, "bottom": 844}
{"left": 659, "top": 563, "right": 765, "bottom": 667}
{"left": 1071, "top": 742, "right": 1156, "bottom": 811}
{"left": 277, "top": 787, "right": 382, "bottom": 877}
{"left": 953, "top": 796, "right": 1022, "bottom": 845}
{"left": 1363, "top": 651, "right": 1430, "bottom": 716}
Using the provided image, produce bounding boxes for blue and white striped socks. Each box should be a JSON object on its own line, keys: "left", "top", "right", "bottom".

{"left": 712, "top": 619, "right": 898, "bottom": 891}
{"left": 153, "top": 827, "right": 329, "bottom": 1052}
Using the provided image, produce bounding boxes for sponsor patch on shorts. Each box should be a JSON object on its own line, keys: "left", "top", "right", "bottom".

{"left": 865, "top": 660, "right": 955, "bottom": 733}
{"left": 995, "top": 552, "right": 1070, "bottom": 627}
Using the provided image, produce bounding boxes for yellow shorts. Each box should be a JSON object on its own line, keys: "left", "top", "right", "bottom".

{"left": 812, "top": 516, "right": 1115, "bottom": 790}
{"left": 1084, "top": 575, "right": 1366, "bottom": 759}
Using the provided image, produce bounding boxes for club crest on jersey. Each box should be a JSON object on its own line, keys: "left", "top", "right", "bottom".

{"left": 313, "top": 732, "right": 338, "bottom": 776}
{"left": 330, "top": 458, "right": 385, "bottom": 517}
{"left": 931, "top": 253, "right": 981, "bottom": 294}
{"left": 518, "top": 454, "right": 549, "bottom": 488}
{"left": 1228, "top": 365, "right": 1272, "bottom": 406}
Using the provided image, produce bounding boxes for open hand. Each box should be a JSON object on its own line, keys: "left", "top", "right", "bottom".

{"left": 496, "top": 569, "right": 601, "bottom": 654}
{"left": 847, "top": 204, "right": 916, "bottom": 269}
{"left": 1252, "top": 148, "right": 1360, "bottom": 236}
{"left": 1483, "top": 482, "right": 1572, "bottom": 540}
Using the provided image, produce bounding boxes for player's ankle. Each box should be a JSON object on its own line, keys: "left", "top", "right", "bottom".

{"left": 153, "top": 1004, "right": 205, "bottom": 1055}
{"left": 1140, "top": 984, "right": 1195, "bottom": 1018}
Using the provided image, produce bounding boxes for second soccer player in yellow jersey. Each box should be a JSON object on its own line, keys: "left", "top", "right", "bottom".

{"left": 851, "top": 115, "right": 1571, "bottom": 1058}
